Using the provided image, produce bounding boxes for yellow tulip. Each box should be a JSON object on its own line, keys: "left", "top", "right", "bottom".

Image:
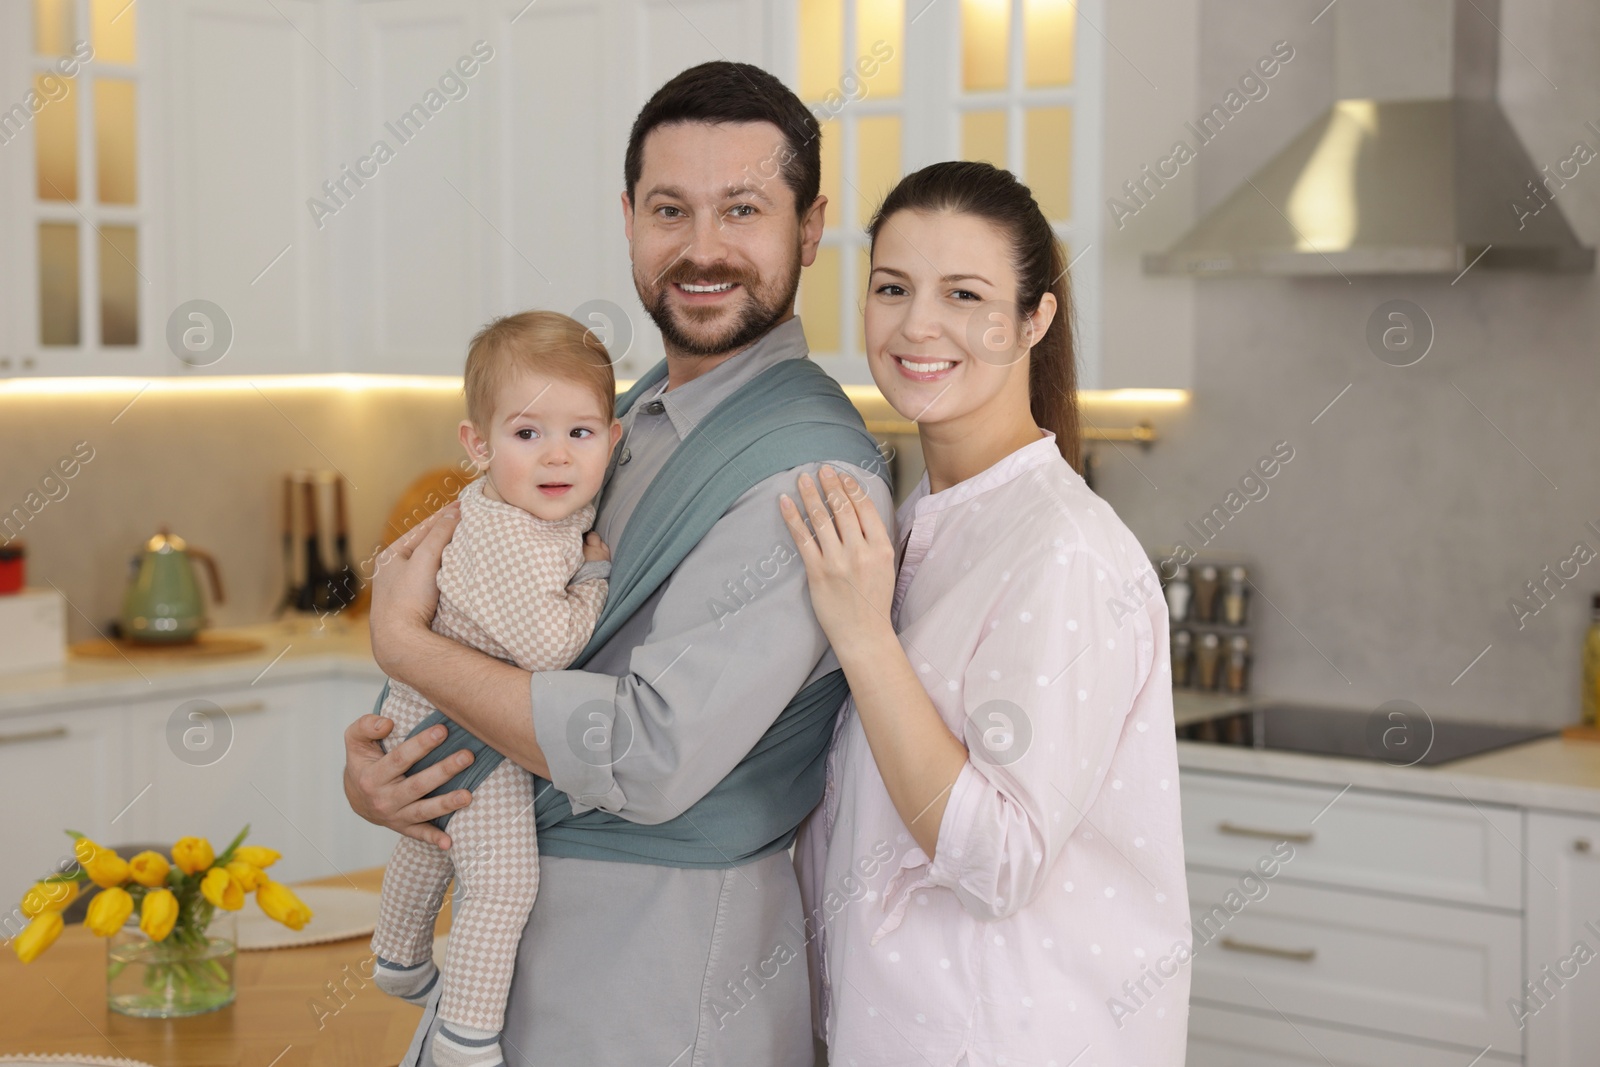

{"left": 200, "top": 867, "right": 244, "bottom": 911}
{"left": 256, "top": 880, "right": 313, "bottom": 930}
{"left": 13, "top": 912, "right": 63, "bottom": 963}
{"left": 225, "top": 861, "right": 265, "bottom": 891}
{"left": 74, "top": 839, "right": 130, "bottom": 888}
{"left": 84, "top": 886, "right": 135, "bottom": 937}
{"left": 171, "top": 837, "right": 215, "bottom": 875}
{"left": 127, "top": 851, "right": 171, "bottom": 888}
{"left": 21, "top": 879, "right": 80, "bottom": 918}
{"left": 231, "top": 845, "right": 281, "bottom": 870}
{"left": 140, "top": 888, "right": 179, "bottom": 942}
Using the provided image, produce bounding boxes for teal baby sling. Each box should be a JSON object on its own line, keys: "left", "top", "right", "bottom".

{"left": 376, "top": 353, "right": 888, "bottom": 868}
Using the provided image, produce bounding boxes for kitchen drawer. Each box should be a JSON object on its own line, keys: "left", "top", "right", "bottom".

{"left": 1188, "top": 869, "right": 1523, "bottom": 1054}
{"left": 1188, "top": 1000, "right": 1521, "bottom": 1066}
{"left": 1181, "top": 769, "right": 1522, "bottom": 909}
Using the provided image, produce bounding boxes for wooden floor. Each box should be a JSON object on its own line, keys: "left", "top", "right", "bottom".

{"left": 0, "top": 866, "right": 441, "bottom": 1067}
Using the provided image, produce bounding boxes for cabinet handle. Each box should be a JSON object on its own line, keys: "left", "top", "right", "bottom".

{"left": 213, "top": 701, "right": 268, "bottom": 717}
{"left": 1217, "top": 820, "right": 1313, "bottom": 844}
{"left": 0, "top": 725, "right": 69, "bottom": 746}
{"left": 1219, "top": 936, "right": 1316, "bottom": 962}
{"left": 1576, "top": 839, "right": 1592, "bottom": 854}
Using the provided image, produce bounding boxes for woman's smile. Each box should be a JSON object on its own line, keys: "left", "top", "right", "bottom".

{"left": 891, "top": 354, "right": 961, "bottom": 382}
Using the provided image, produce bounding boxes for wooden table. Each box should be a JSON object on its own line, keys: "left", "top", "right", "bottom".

{"left": 0, "top": 867, "right": 444, "bottom": 1067}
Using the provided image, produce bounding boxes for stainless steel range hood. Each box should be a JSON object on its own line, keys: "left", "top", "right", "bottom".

{"left": 1143, "top": 0, "right": 1594, "bottom": 277}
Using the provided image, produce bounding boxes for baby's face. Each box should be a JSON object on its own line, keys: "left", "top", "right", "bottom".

{"left": 465, "top": 371, "right": 618, "bottom": 522}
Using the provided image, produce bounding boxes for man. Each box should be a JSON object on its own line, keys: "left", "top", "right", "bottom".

{"left": 344, "top": 61, "right": 894, "bottom": 1066}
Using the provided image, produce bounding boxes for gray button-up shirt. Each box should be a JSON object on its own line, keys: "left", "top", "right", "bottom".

{"left": 531, "top": 315, "right": 893, "bottom": 820}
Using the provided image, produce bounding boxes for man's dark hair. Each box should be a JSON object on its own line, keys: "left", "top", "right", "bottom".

{"left": 624, "top": 61, "right": 821, "bottom": 219}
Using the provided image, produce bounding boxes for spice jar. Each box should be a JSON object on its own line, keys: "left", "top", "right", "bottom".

{"left": 1192, "top": 565, "right": 1220, "bottom": 623}
{"left": 1164, "top": 564, "right": 1192, "bottom": 623}
{"left": 1222, "top": 565, "right": 1250, "bottom": 625}
{"left": 1171, "top": 629, "right": 1194, "bottom": 687}
{"left": 1225, "top": 634, "right": 1252, "bottom": 693}
{"left": 1195, "top": 631, "right": 1223, "bottom": 690}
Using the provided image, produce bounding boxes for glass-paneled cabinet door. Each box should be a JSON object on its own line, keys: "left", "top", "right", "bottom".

{"left": 2, "top": 0, "right": 153, "bottom": 376}
{"left": 783, "top": 0, "right": 1102, "bottom": 387}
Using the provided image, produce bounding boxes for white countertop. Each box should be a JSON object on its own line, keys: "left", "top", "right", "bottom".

{"left": 0, "top": 620, "right": 385, "bottom": 716}
{"left": 7, "top": 627, "right": 1600, "bottom": 817}
{"left": 1173, "top": 693, "right": 1600, "bottom": 818}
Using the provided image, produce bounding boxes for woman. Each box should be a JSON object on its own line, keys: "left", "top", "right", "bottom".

{"left": 783, "top": 161, "right": 1191, "bottom": 1066}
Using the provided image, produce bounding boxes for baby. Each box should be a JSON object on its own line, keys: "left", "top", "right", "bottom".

{"left": 368, "top": 310, "right": 620, "bottom": 1067}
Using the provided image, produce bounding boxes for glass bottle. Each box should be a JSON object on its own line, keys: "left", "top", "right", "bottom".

{"left": 1171, "top": 629, "right": 1193, "bottom": 687}
{"left": 1164, "top": 564, "right": 1192, "bottom": 623}
{"left": 1225, "top": 634, "right": 1251, "bottom": 693}
{"left": 1222, "top": 565, "right": 1250, "bottom": 625}
{"left": 1193, "top": 565, "right": 1220, "bottom": 623}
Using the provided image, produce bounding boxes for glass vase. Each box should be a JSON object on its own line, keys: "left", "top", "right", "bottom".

{"left": 107, "top": 910, "right": 237, "bottom": 1018}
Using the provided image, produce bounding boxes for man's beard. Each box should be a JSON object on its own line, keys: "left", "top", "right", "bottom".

{"left": 636, "top": 249, "right": 802, "bottom": 357}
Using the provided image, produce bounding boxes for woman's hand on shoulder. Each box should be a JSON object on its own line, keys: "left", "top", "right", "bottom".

{"left": 779, "top": 465, "right": 897, "bottom": 653}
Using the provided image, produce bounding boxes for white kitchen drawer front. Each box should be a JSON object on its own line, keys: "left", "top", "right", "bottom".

{"left": 1188, "top": 1000, "right": 1521, "bottom": 1067}
{"left": 1187, "top": 870, "right": 1524, "bottom": 1054}
{"left": 1181, "top": 770, "right": 1523, "bottom": 908}
{"left": 123, "top": 681, "right": 335, "bottom": 883}
{"left": 0, "top": 708, "right": 128, "bottom": 913}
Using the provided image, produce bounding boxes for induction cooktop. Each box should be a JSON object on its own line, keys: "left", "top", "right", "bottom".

{"left": 1176, "top": 702, "right": 1558, "bottom": 767}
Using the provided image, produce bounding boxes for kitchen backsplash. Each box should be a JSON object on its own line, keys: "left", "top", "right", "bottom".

{"left": 1, "top": 384, "right": 471, "bottom": 641}
{"left": 1094, "top": 0, "right": 1600, "bottom": 729}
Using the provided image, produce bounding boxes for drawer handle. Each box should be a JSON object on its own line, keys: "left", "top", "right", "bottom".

{"left": 1576, "top": 839, "right": 1592, "bottom": 854}
{"left": 215, "top": 701, "right": 268, "bottom": 717}
{"left": 1219, "top": 936, "right": 1316, "bottom": 962}
{"left": 1217, "top": 820, "right": 1313, "bottom": 844}
{"left": 0, "top": 725, "right": 69, "bottom": 746}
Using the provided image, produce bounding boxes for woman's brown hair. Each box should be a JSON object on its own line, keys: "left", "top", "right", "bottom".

{"left": 865, "top": 160, "right": 1081, "bottom": 472}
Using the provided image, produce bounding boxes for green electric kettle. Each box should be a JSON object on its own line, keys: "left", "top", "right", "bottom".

{"left": 120, "top": 527, "right": 225, "bottom": 643}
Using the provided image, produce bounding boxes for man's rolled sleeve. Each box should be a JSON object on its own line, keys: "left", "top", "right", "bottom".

{"left": 530, "top": 669, "right": 630, "bottom": 814}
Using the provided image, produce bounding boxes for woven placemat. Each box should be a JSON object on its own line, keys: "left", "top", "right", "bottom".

{"left": 237, "top": 886, "right": 380, "bottom": 951}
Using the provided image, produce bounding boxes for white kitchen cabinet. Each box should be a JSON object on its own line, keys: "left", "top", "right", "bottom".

{"left": 0, "top": 3, "right": 26, "bottom": 377}
{"left": 1, "top": 0, "right": 774, "bottom": 378}
{"left": 0, "top": 671, "right": 399, "bottom": 918}
{"left": 1182, "top": 767, "right": 1532, "bottom": 1064}
{"left": 122, "top": 679, "right": 338, "bottom": 884}
{"left": 1524, "top": 810, "right": 1600, "bottom": 1067}
{"left": 1182, "top": 769, "right": 1525, "bottom": 909}
{"left": 158, "top": 0, "right": 334, "bottom": 376}
{"left": 0, "top": 706, "right": 129, "bottom": 916}
{"left": 343, "top": 0, "right": 771, "bottom": 377}
{"left": 304, "top": 675, "right": 399, "bottom": 875}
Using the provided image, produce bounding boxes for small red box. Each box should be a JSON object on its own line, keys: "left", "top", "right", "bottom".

{"left": 0, "top": 543, "right": 24, "bottom": 594}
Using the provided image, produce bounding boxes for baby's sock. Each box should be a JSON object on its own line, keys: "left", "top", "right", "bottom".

{"left": 432, "top": 1022, "right": 504, "bottom": 1067}
{"left": 372, "top": 955, "right": 439, "bottom": 1005}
